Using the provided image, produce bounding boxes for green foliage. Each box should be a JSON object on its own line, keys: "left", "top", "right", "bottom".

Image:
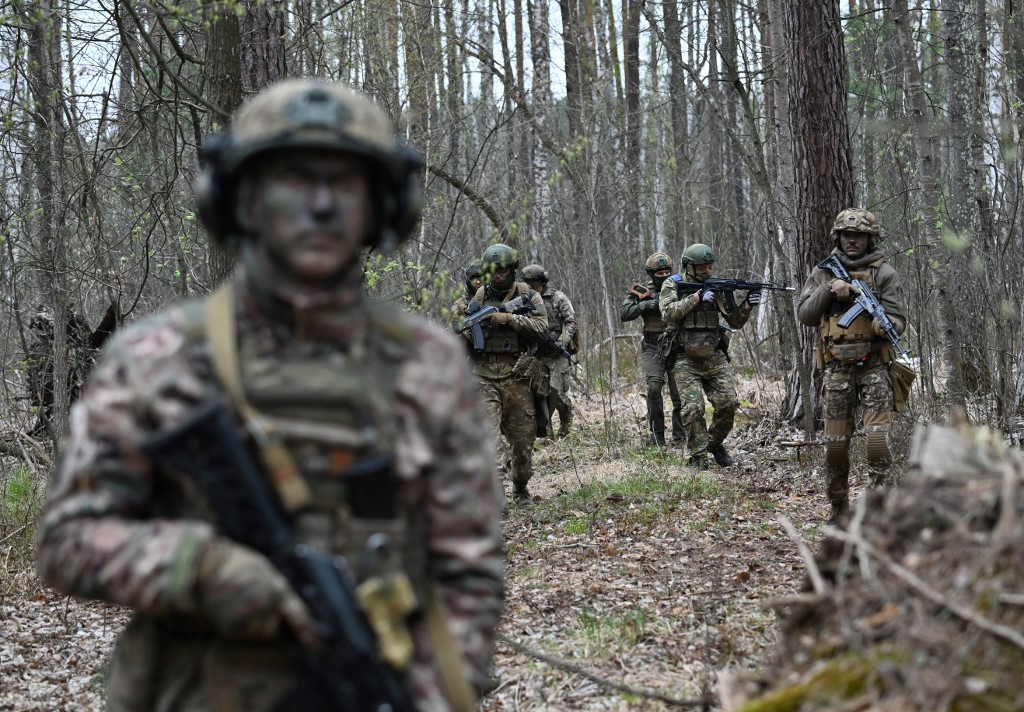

{"left": 576, "top": 606, "right": 648, "bottom": 653}
{"left": 3, "top": 466, "right": 38, "bottom": 520}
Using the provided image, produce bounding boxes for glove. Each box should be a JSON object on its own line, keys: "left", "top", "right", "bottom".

{"left": 829, "top": 279, "right": 861, "bottom": 302}
{"left": 700, "top": 289, "right": 716, "bottom": 303}
{"left": 746, "top": 291, "right": 762, "bottom": 306}
{"left": 487, "top": 311, "right": 513, "bottom": 326}
{"left": 196, "top": 540, "right": 320, "bottom": 648}
{"left": 871, "top": 317, "right": 886, "bottom": 337}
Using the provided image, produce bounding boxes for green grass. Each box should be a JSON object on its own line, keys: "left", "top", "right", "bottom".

{"left": 576, "top": 606, "right": 648, "bottom": 654}
{"left": 3, "top": 466, "right": 39, "bottom": 520}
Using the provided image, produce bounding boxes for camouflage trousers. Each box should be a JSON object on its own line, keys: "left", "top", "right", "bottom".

{"left": 822, "top": 361, "right": 893, "bottom": 508}
{"left": 536, "top": 356, "right": 573, "bottom": 438}
{"left": 640, "top": 337, "right": 683, "bottom": 444}
{"left": 478, "top": 375, "right": 536, "bottom": 489}
{"left": 674, "top": 351, "right": 738, "bottom": 458}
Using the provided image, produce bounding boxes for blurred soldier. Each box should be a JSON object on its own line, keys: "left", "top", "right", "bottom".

{"left": 448, "top": 260, "right": 484, "bottom": 331}
{"left": 798, "top": 208, "right": 908, "bottom": 520}
{"left": 620, "top": 252, "right": 684, "bottom": 446}
{"left": 660, "top": 244, "right": 761, "bottom": 469}
{"left": 37, "top": 79, "right": 502, "bottom": 711}
{"left": 463, "top": 244, "right": 548, "bottom": 504}
{"left": 521, "top": 264, "right": 577, "bottom": 440}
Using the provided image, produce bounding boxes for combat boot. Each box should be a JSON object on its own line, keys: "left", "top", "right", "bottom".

{"left": 513, "top": 485, "right": 533, "bottom": 505}
{"left": 648, "top": 431, "right": 667, "bottom": 447}
{"left": 688, "top": 453, "right": 708, "bottom": 470}
{"left": 828, "top": 498, "right": 849, "bottom": 524}
{"left": 707, "top": 443, "right": 734, "bottom": 467}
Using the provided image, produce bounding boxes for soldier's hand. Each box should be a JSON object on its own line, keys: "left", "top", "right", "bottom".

{"left": 487, "top": 311, "right": 513, "bottom": 325}
{"left": 196, "top": 540, "right": 321, "bottom": 649}
{"left": 871, "top": 317, "right": 886, "bottom": 337}
{"left": 829, "top": 279, "right": 860, "bottom": 302}
{"left": 746, "top": 291, "right": 762, "bottom": 306}
{"left": 699, "top": 288, "right": 716, "bottom": 303}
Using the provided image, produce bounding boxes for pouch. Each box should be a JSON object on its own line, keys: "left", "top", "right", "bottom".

{"left": 890, "top": 360, "right": 917, "bottom": 413}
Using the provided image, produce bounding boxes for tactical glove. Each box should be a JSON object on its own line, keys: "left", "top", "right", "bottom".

{"left": 196, "top": 539, "right": 320, "bottom": 648}
{"left": 487, "top": 311, "right": 513, "bottom": 326}
{"left": 746, "top": 291, "right": 762, "bottom": 306}
{"left": 700, "top": 289, "right": 716, "bottom": 303}
{"left": 871, "top": 317, "right": 886, "bottom": 337}
{"left": 829, "top": 279, "right": 861, "bottom": 302}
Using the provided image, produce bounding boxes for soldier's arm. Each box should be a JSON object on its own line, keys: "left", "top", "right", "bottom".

{"left": 503, "top": 291, "right": 548, "bottom": 341}
{"left": 722, "top": 296, "right": 753, "bottom": 329}
{"left": 36, "top": 324, "right": 218, "bottom": 617}
{"left": 556, "top": 292, "right": 577, "bottom": 341}
{"left": 659, "top": 278, "right": 698, "bottom": 322}
{"left": 404, "top": 331, "right": 503, "bottom": 691}
{"left": 875, "top": 264, "right": 908, "bottom": 335}
{"left": 797, "top": 269, "right": 832, "bottom": 326}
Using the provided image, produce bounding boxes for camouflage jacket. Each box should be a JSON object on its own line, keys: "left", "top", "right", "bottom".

{"left": 659, "top": 276, "right": 753, "bottom": 330}
{"left": 464, "top": 282, "right": 548, "bottom": 380}
{"left": 537, "top": 285, "right": 576, "bottom": 358}
{"left": 797, "top": 247, "right": 907, "bottom": 333}
{"left": 36, "top": 265, "right": 504, "bottom": 711}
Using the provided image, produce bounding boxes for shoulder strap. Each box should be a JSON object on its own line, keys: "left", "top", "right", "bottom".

{"left": 206, "top": 283, "right": 312, "bottom": 512}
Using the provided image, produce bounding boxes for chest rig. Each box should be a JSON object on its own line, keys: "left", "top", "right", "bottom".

{"left": 819, "top": 267, "right": 880, "bottom": 365}
{"left": 678, "top": 291, "right": 722, "bottom": 358}
{"left": 640, "top": 281, "right": 668, "bottom": 335}
{"left": 470, "top": 283, "right": 533, "bottom": 358}
{"left": 206, "top": 285, "right": 426, "bottom": 670}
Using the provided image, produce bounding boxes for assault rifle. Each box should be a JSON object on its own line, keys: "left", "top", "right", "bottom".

{"left": 817, "top": 254, "right": 909, "bottom": 358}
{"left": 460, "top": 295, "right": 535, "bottom": 350}
{"left": 670, "top": 275, "right": 794, "bottom": 311}
{"left": 141, "top": 400, "right": 416, "bottom": 712}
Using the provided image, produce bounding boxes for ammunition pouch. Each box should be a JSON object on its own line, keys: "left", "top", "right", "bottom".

{"left": 513, "top": 353, "right": 543, "bottom": 393}
{"left": 681, "top": 329, "right": 719, "bottom": 359}
{"left": 889, "top": 360, "right": 916, "bottom": 413}
{"left": 826, "top": 341, "right": 872, "bottom": 364}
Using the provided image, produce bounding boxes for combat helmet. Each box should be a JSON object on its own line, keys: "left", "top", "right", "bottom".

{"left": 831, "top": 208, "right": 880, "bottom": 246}
{"left": 520, "top": 264, "right": 548, "bottom": 284}
{"left": 681, "top": 243, "right": 716, "bottom": 266}
{"left": 481, "top": 243, "right": 519, "bottom": 292}
{"left": 195, "top": 78, "right": 423, "bottom": 253}
{"left": 464, "top": 261, "right": 483, "bottom": 293}
{"left": 645, "top": 252, "right": 673, "bottom": 274}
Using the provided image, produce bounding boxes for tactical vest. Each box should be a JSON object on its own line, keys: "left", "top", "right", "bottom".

{"left": 639, "top": 281, "right": 668, "bottom": 335}
{"left": 470, "top": 282, "right": 534, "bottom": 359}
{"left": 678, "top": 297, "right": 721, "bottom": 358}
{"left": 542, "top": 291, "right": 563, "bottom": 340}
{"left": 819, "top": 267, "right": 885, "bottom": 365}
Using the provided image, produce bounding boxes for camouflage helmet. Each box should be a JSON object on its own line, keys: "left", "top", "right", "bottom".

{"left": 196, "top": 78, "right": 423, "bottom": 252}
{"left": 481, "top": 243, "right": 519, "bottom": 271}
{"left": 831, "top": 208, "right": 880, "bottom": 237}
{"left": 520, "top": 264, "right": 548, "bottom": 284}
{"left": 681, "top": 243, "right": 716, "bottom": 266}
{"left": 645, "top": 252, "right": 673, "bottom": 273}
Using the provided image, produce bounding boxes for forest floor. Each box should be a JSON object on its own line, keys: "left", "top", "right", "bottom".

{"left": 0, "top": 376, "right": 916, "bottom": 711}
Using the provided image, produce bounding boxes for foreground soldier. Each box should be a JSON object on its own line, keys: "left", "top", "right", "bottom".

{"left": 36, "top": 79, "right": 503, "bottom": 711}
{"left": 798, "top": 208, "right": 908, "bottom": 520}
{"left": 463, "top": 244, "right": 548, "bottom": 503}
{"left": 619, "top": 252, "right": 684, "bottom": 446}
{"left": 521, "top": 264, "right": 577, "bottom": 439}
{"left": 660, "top": 244, "right": 760, "bottom": 468}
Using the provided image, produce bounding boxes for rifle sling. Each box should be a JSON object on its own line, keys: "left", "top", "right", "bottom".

{"left": 209, "top": 285, "right": 478, "bottom": 710}
{"left": 207, "top": 283, "right": 313, "bottom": 512}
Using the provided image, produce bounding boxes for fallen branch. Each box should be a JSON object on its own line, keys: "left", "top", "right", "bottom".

{"left": 777, "top": 514, "right": 829, "bottom": 596}
{"left": 498, "top": 633, "right": 715, "bottom": 709}
{"left": 823, "top": 525, "right": 1024, "bottom": 653}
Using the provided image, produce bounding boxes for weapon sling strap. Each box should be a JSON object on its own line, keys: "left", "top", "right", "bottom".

{"left": 208, "top": 284, "right": 477, "bottom": 711}
{"left": 207, "top": 283, "right": 313, "bottom": 512}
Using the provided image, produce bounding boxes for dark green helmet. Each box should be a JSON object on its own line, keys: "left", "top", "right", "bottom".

{"left": 681, "top": 243, "right": 716, "bottom": 266}
{"left": 520, "top": 264, "right": 548, "bottom": 283}
{"left": 481, "top": 243, "right": 519, "bottom": 271}
{"left": 465, "top": 261, "right": 483, "bottom": 280}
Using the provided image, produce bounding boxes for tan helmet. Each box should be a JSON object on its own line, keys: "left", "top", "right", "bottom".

{"left": 645, "top": 252, "right": 673, "bottom": 273}
{"left": 831, "top": 208, "right": 880, "bottom": 236}
{"left": 195, "top": 79, "right": 423, "bottom": 252}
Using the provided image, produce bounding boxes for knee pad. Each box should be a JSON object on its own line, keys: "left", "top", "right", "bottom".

{"left": 866, "top": 430, "right": 891, "bottom": 466}
{"left": 825, "top": 440, "right": 850, "bottom": 469}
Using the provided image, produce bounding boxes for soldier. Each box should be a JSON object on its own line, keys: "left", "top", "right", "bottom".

{"left": 36, "top": 79, "right": 503, "bottom": 711}
{"left": 447, "top": 261, "right": 483, "bottom": 330}
{"left": 520, "top": 264, "right": 578, "bottom": 440}
{"left": 798, "top": 208, "right": 908, "bottom": 520}
{"left": 660, "top": 244, "right": 761, "bottom": 469}
{"left": 463, "top": 244, "right": 548, "bottom": 504}
{"left": 620, "top": 252, "right": 684, "bottom": 446}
